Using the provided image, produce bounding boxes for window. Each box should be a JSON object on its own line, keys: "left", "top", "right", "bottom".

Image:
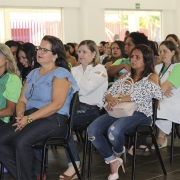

{"left": 1, "top": 8, "right": 62, "bottom": 45}
{"left": 105, "top": 10, "right": 161, "bottom": 43}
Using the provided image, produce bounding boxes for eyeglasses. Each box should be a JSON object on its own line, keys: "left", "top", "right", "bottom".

{"left": 36, "top": 46, "right": 52, "bottom": 53}
{"left": 28, "top": 83, "right": 34, "bottom": 100}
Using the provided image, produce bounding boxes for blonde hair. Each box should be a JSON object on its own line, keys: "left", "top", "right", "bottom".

{"left": 78, "top": 40, "right": 100, "bottom": 67}
{"left": 0, "top": 43, "right": 17, "bottom": 74}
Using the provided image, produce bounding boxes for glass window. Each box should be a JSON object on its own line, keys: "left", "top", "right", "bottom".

{"left": 105, "top": 10, "right": 161, "bottom": 43}
{"left": 2, "top": 8, "right": 62, "bottom": 45}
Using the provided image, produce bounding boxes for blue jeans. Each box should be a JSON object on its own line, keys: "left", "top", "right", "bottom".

{"left": 87, "top": 111, "right": 152, "bottom": 163}
{"left": 65, "top": 103, "right": 100, "bottom": 166}
{"left": 0, "top": 109, "right": 68, "bottom": 180}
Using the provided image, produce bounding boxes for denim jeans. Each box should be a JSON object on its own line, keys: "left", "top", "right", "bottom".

{"left": 0, "top": 120, "right": 5, "bottom": 126}
{"left": 0, "top": 108, "right": 68, "bottom": 180}
{"left": 87, "top": 111, "right": 152, "bottom": 163}
{"left": 65, "top": 103, "right": 100, "bottom": 166}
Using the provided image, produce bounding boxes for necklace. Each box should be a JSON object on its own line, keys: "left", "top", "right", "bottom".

{"left": 0, "top": 71, "right": 7, "bottom": 79}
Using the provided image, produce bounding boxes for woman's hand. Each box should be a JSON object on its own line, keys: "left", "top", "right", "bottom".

{"left": 164, "top": 87, "right": 173, "bottom": 98}
{"left": 106, "top": 97, "right": 119, "bottom": 111}
{"left": 13, "top": 116, "right": 28, "bottom": 131}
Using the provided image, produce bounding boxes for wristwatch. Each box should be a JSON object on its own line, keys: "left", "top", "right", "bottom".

{"left": 27, "top": 115, "right": 33, "bottom": 123}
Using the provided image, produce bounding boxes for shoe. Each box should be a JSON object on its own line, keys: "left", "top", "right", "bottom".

{"left": 37, "top": 174, "right": 46, "bottom": 180}
{"left": 151, "top": 134, "right": 167, "bottom": 150}
{"left": 106, "top": 157, "right": 125, "bottom": 180}
{"left": 59, "top": 168, "right": 81, "bottom": 180}
{"left": 136, "top": 147, "right": 150, "bottom": 156}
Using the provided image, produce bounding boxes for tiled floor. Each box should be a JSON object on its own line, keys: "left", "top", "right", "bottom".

{"left": 2, "top": 135, "right": 180, "bottom": 180}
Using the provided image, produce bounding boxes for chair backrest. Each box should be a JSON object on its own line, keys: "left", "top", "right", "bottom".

{"left": 152, "top": 98, "right": 158, "bottom": 127}
{"left": 66, "top": 91, "right": 79, "bottom": 142}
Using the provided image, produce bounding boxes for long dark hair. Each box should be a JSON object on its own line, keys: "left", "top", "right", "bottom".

{"left": 16, "top": 42, "right": 39, "bottom": 82}
{"left": 111, "top": 40, "right": 128, "bottom": 59}
{"left": 42, "top": 35, "right": 70, "bottom": 72}
{"left": 130, "top": 44, "right": 155, "bottom": 80}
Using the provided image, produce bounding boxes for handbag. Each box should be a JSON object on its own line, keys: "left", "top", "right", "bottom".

{"left": 104, "top": 76, "right": 137, "bottom": 118}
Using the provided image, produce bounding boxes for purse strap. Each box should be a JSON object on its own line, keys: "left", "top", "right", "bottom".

{"left": 117, "top": 76, "right": 134, "bottom": 96}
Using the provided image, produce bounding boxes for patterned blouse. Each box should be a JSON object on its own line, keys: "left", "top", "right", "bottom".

{"left": 104, "top": 73, "right": 163, "bottom": 117}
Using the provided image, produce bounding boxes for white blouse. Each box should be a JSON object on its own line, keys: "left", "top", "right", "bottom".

{"left": 72, "top": 64, "right": 108, "bottom": 108}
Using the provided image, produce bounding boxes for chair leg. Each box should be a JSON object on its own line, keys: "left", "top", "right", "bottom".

{"left": 175, "top": 124, "right": 180, "bottom": 139}
{"left": 0, "top": 164, "right": 4, "bottom": 180}
{"left": 149, "top": 127, "right": 167, "bottom": 175}
{"left": 131, "top": 132, "right": 138, "bottom": 180}
{"left": 87, "top": 140, "right": 93, "bottom": 179}
{"left": 170, "top": 122, "right": 175, "bottom": 164}
{"left": 81, "top": 130, "right": 88, "bottom": 177}
{"left": 39, "top": 145, "right": 47, "bottom": 180}
{"left": 66, "top": 145, "right": 82, "bottom": 180}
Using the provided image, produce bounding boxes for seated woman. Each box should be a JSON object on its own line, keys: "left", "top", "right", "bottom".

{"left": 64, "top": 44, "right": 77, "bottom": 67}
{"left": 0, "top": 35, "right": 78, "bottom": 180}
{"left": 16, "top": 42, "right": 40, "bottom": 83}
{"left": 107, "top": 32, "right": 149, "bottom": 80}
{"left": 87, "top": 44, "right": 163, "bottom": 180}
{"left": 0, "top": 43, "right": 22, "bottom": 126}
{"left": 104, "top": 40, "right": 127, "bottom": 69}
{"left": 151, "top": 40, "right": 180, "bottom": 149}
{"left": 59, "top": 40, "right": 108, "bottom": 180}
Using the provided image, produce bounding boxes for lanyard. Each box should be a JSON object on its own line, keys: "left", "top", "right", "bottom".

{"left": 0, "top": 71, "right": 7, "bottom": 79}
{"left": 158, "top": 63, "right": 171, "bottom": 78}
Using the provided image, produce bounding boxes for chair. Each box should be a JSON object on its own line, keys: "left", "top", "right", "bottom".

{"left": 125, "top": 99, "right": 167, "bottom": 180}
{"left": 154, "top": 119, "right": 180, "bottom": 164}
{"left": 33, "top": 91, "right": 82, "bottom": 180}
{"left": 0, "top": 91, "right": 82, "bottom": 180}
{"left": 82, "top": 99, "right": 167, "bottom": 180}
{"left": 74, "top": 108, "right": 106, "bottom": 179}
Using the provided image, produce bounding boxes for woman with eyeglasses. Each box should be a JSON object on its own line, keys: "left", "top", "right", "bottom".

{"left": 16, "top": 42, "right": 40, "bottom": 83}
{"left": 0, "top": 35, "right": 79, "bottom": 180}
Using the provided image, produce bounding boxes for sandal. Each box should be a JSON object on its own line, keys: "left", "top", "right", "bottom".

{"left": 106, "top": 157, "right": 125, "bottom": 180}
{"left": 151, "top": 134, "right": 167, "bottom": 150}
{"left": 136, "top": 147, "right": 150, "bottom": 156}
{"left": 59, "top": 167, "right": 81, "bottom": 180}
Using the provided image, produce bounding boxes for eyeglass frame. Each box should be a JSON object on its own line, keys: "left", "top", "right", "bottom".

{"left": 27, "top": 83, "right": 34, "bottom": 100}
{"left": 36, "top": 46, "right": 52, "bottom": 53}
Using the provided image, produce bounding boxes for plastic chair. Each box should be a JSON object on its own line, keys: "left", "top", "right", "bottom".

{"left": 125, "top": 99, "right": 167, "bottom": 180}
{"left": 154, "top": 120, "right": 180, "bottom": 164}
{"left": 33, "top": 91, "right": 82, "bottom": 180}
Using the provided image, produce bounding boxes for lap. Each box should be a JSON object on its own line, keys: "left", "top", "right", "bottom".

{"left": 108, "top": 111, "right": 152, "bottom": 134}
{"left": 0, "top": 111, "right": 68, "bottom": 146}
{"left": 73, "top": 103, "right": 100, "bottom": 127}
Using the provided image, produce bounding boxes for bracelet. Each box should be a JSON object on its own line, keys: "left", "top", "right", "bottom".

{"left": 117, "top": 96, "right": 122, "bottom": 103}
{"left": 27, "top": 115, "right": 33, "bottom": 123}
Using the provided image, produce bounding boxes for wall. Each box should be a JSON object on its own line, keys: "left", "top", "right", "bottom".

{"left": 0, "top": 0, "right": 178, "bottom": 44}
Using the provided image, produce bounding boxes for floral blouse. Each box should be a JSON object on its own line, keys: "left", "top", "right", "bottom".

{"left": 104, "top": 73, "right": 163, "bottom": 117}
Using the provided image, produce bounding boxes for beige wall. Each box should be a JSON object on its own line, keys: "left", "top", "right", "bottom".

{"left": 0, "top": 0, "right": 179, "bottom": 44}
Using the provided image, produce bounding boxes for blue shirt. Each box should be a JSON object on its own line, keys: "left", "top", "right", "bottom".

{"left": 25, "top": 67, "right": 79, "bottom": 117}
